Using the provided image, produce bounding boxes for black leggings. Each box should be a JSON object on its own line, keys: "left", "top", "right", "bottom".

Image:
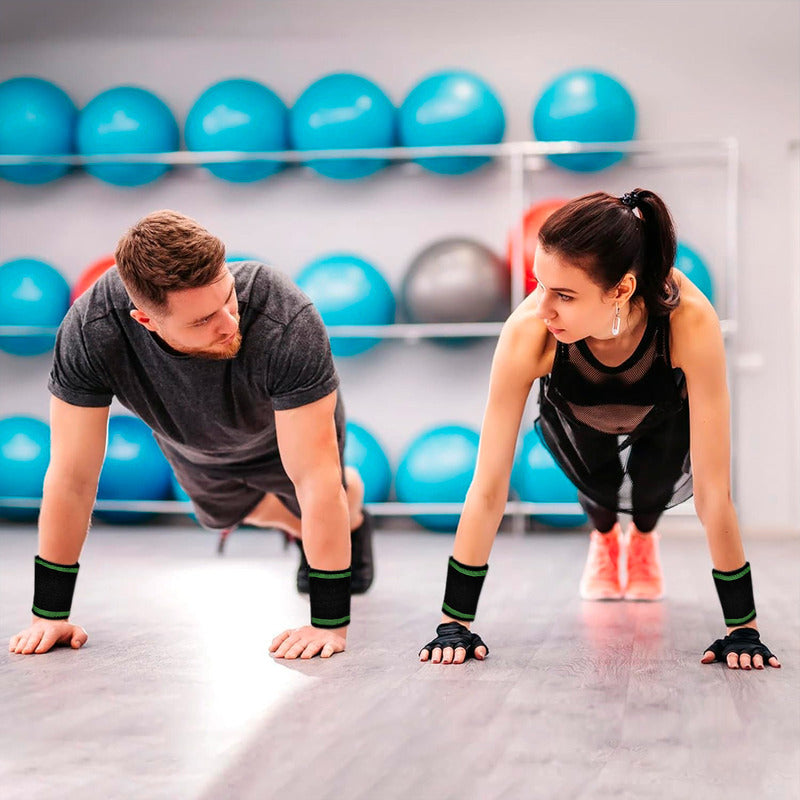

{"left": 578, "top": 491, "right": 662, "bottom": 534}
{"left": 576, "top": 424, "right": 690, "bottom": 534}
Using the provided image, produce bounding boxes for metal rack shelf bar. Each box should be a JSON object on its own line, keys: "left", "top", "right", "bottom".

{"left": 0, "top": 139, "right": 734, "bottom": 167}
{"left": 0, "top": 496, "right": 698, "bottom": 518}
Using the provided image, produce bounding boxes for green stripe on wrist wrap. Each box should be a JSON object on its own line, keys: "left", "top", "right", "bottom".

{"left": 309, "top": 566, "right": 351, "bottom": 629}
{"left": 32, "top": 555, "right": 79, "bottom": 621}
{"left": 442, "top": 556, "right": 488, "bottom": 622}
{"left": 712, "top": 561, "right": 756, "bottom": 626}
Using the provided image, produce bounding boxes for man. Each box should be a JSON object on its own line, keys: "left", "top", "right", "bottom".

{"left": 8, "top": 210, "right": 374, "bottom": 661}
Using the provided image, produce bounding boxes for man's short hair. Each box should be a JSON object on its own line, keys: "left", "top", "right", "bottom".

{"left": 115, "top": 210, "right": 226, "bottom": 313}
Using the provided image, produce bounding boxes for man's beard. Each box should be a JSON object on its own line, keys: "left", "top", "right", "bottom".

{"left": 179, "top": 330, "right": 243, "bottom": 360}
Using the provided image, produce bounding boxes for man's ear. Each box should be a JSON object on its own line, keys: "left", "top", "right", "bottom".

{"left": 130, "top": 308, "right": 158, "bottom": 332}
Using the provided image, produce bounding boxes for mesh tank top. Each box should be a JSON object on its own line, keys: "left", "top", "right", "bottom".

{"left": 535, "top": 313, "right": 693, "bottom": 514}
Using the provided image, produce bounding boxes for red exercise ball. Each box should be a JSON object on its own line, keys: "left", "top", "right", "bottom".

{"left": 506, "top": 198, "right": 567, "bottom": 296}
{"left": 71, "top": 255, "right": 115, "bottom": 304}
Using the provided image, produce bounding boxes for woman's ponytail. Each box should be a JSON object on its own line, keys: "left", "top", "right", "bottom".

{"left": 628, "top": 189, "right": 680, "bottom": 316}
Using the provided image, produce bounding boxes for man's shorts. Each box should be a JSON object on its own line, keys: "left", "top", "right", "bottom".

{"left": 170, "top": 403, "right": 347, "bottom": 530}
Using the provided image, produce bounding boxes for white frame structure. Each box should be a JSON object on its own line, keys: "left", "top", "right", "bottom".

{"left": 0, "top": 139, "right": 740, "bottom": 523}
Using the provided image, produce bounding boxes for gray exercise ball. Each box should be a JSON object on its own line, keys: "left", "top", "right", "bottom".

{"left": 401, "top": 237, "right": 510, "bottom": 324}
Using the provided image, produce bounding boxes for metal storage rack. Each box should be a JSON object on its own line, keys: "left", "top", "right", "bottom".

{"left": 0, "top": 138, "right": 739, "bottom": 523}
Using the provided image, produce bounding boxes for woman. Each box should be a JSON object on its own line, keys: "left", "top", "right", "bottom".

{"left": 418, "top": 189, "right": 780, "bottom": 671}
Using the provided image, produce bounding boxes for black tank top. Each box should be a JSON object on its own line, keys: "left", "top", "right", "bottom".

{"left": 535, "top": 313, "right": 693, "bottom": 514}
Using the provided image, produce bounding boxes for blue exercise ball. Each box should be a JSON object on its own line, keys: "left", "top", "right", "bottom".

{"left": 96, "top": 416, "right": 173, "bottom": 524}
{"left": 533, "top": 68, "right": 636, "bottom": 172}
{"left": 0, "top": 77, "right": 77, "bottom": 184}
{"left": 675, "top": 241, "right": 715, "bottom": 306}
{"left": 185, "top": 79, "right": 288, "bottom": 183}
{"left": 0, "top": 258, "right": 70, "bottom": 356}
{"left": 512, "top": 429, "right": 587, "bottom": 528}
{"left": 395, "top": 424, "right": 480, "bottom": 533}
{"left": 226, "top": 253, "right": 261, "bottom": 263}
{"left": 399, "top": 70, "right": 506, "bottom": 175}
{"left": 295, "top": 253, "right": 395, "bottom": 356}
{"left": 77, "top": 86, "right": 179, "bottom": 186}
{"left": 344, "top": 422, "right": 392, "bottom": 504}
{"left": 0, "top": 416, "right": 50, "bottom": 522}
{"left": 290, "top": 73, "right": 395, "bottom": 180}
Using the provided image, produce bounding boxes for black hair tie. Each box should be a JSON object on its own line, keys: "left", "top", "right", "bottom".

{"left": 620, "top": 191, "right": 640, "bottom": 209}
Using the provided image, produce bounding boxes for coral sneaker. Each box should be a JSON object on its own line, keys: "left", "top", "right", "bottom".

{"left": 624, "top": 525, "right": 664, "bottom": 601}
{"left": 579, "top": 523, "right": 623, "bottom": 600}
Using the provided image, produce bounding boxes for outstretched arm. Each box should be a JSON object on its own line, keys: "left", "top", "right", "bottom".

{"left": 270, "top": 390, "right": 351, "bottom": 660}
{"left": 673, "top": 284, "right": 780, "bottom": 670}
{"left": 420, "top": 308, "right": 553, "bottom": 664}
{"left": 9, "top": 397, "right": 108, "bottom": 655}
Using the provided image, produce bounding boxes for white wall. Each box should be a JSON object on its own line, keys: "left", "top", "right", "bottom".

{"left": 1, "top": 0, "right": 798, "bottom": 532}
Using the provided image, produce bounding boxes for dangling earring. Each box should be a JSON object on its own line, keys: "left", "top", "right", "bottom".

{"left": 611, "top": 303, "right": 621, "bottom": 336}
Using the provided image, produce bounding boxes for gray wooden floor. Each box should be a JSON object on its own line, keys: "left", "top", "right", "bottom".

{"left": 1, "top": 523, "right": 798, "bottom": 800}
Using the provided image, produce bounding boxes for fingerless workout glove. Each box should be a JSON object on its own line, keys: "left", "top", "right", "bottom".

{"left": 419, "top": 621, "right": 489, "bottom": 659}
{"left": 703, "top": 628, "right": 775, "bottom": 663}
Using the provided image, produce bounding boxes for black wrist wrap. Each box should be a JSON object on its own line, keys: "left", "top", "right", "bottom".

{"left": 712, "top": 561, "right": 756, "bottom": 626}
{"left": 442, "top": 556, "right": 488, "bottom": 622}
{"left": 309, "top": 567, "right": 351, "bottom": 629}
{"left": 32, "top": 555, "right": 79, "bottom": 620}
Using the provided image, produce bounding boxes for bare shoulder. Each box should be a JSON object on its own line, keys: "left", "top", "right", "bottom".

{"left": 669, "top": 268, "right": 724, "bottom": 370}
{"left": 497, "top": 299, "right": 556, "bottom": 380}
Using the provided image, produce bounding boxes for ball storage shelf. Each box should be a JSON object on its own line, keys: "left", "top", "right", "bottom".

{"left": 0, "top": 138, "right": 740, "bottom": 523}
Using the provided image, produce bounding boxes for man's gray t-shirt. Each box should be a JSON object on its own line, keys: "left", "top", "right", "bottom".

{"left": 48, "top": 261, "right": 342, "bottom": 478}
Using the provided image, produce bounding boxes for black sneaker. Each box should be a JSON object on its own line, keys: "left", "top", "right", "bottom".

{"left": 295, "top": 510, "right": 375, "bottom": 595}
{"left": 296, "top": 538, "right": 310, "bottom": 594}
{"left": 350, "top": 509, "right": 374, "bottom": 595}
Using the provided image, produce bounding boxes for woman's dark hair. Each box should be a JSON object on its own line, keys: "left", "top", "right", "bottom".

{"left": 538, "top": 189, "right": 679, "bottom": 317}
